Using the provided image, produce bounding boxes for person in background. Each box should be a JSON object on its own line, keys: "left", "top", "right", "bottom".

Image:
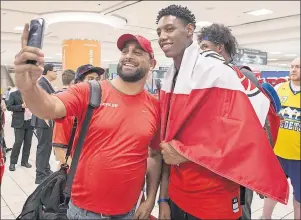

{"left": 52, "top": 66, "right": 103, "bottom": 169}
{"left": 0, "top": 141, "right": 4, "bottom": 184}
{"left": 261, "top": 57, "right": 300, "bottom": 220}
{"left": 144, "top": 71, "right": 154, "bottom": 93}
{"left": 156, "top": 4, "right": 288, "bottom": 220}
{"left": 1, "top": 94, "right": 6, "bottom": 132}
{"left": 6, "top": 89, "right": 34, "bottom": 171}
{"left": 52, "top": 69, "right": 75, "bottom": 169}
{"left": 73, "top": 64, "right": 102, "bottom": 83}
{"left": 0, "top": 92, "right": 8, "bottom": 178}
{"left": 14, "top": 23, "right": 162, "bottom": 220}
{"left": 1, "top": 95, "right": 7, "bottom": 163}
{"left": 31, "top": 63, "right": 57, "bottom": 184}
{"left": 55, "top": 69, "right": 75, "bottom": 93}
{"left": 154, "top": 79, "right": 162, "bottom": 95}
{"left": 4, "top": 86, "right": 12, "bottom": 104}
{"left": 2, "top": 88, "right": 18, "bottom": 154}
{"left": 197, "top": 23, "right": 281, "bottom": 220}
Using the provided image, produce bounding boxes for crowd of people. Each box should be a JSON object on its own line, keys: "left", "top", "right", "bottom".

{"left": 0, "top": 4, "right": 300, "bottom": 220}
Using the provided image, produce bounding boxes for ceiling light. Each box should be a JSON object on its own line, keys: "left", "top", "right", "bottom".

{"left": 196, "top": 21, "right": 212, "bottom": 27}
{"left": 40, "top": 12, "right": 127, "bottom": 28}
{"left": 284, "top": 54, "right": 297, "bottom": 57}
{"left": 267, "top": 59, "right": 278, "bottom": 61}
{"left": 102, "top": 59, "right": 111, "bottom": 62}
{"left": 245, "top": 9, "right": 274, "bottom": 16}
{"left": 56, "top": 53, "right": 62, "bottom": 56}
{"left": 269, "top": 52, "right": 282, "bottom": 55}
{"left": 44, "top": 56, "right": 53, "bottom": 59}
{"left": 279, "top": 64, "right": 288, "bottom": 66}
{"left": 14, "top": 26, "right": 24, "bottom": 31}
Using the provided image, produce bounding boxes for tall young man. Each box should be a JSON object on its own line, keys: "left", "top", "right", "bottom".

{"left": 261, "top": 57, "right": 300, "bottom": 220}
{"left": 14, "top": 23, "right": 161, "bottom": 220}
{"left": 156, "top": 4, "right": 288, "bottom": 220}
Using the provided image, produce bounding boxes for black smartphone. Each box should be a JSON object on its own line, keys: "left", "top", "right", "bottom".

{"left": 26, "top": 18, "right": 45, "bottom": 65}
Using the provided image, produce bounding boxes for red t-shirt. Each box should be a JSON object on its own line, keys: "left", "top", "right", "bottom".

{"left": 169, "top": 163, "right": 241, "bottom": 219}
{"left": 165, "top": 91, "right": 241, "bottom": 219}
{"left": 52, "top": 116, "right": 75, "bottom": 148}
{"left": 55, "top": 80, "right": 160, "bottom": 215}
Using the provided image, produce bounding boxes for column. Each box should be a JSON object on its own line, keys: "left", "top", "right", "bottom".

{"left": 62, "top": 39, "right": 101, "bottom": 71}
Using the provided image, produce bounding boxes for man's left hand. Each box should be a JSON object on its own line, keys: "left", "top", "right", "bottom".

{"left": 133, "top": 200, "right": 154, "bottom": 220}
{"left": 160, "top": 142, "right": 189, "bottom": 165}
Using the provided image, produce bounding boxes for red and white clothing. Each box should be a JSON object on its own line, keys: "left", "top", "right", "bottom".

{"left": 160, "top": 43, "right": 289, "bottom": 219}
{"left": 55, "top": 80, "right": 161, "bottom": 215}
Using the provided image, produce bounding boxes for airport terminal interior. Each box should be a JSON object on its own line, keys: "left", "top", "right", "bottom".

{"left": 1, "top": 1, "right": 300, "bottom": 219}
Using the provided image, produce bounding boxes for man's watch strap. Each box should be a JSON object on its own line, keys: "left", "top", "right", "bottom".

{"left": 157, "top": 198, "right": 169, "bottom": 205}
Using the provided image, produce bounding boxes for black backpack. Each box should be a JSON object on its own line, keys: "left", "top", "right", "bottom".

{"left": 16, "top": 80, "right": 102, "bottom": 220}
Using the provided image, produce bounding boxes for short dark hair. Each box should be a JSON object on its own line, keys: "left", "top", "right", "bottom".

{"left": 156, "top": 4, "right": 196, "bottom": 29}
{"left": 197, "top": 23, "right": 238, "bottom": 58}
{"left": 62, "top": 69, "right": 75, "bottom": 86}
{"left": 43, "top": 63, "right": 54, "bottom": 75}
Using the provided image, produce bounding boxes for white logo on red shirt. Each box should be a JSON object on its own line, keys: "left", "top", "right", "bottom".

{"left": 101, "top": 103, "right": 118, "bottom": 108}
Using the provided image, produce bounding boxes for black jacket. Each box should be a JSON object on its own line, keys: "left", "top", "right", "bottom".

{"left": 31, "top": 77, "right": 55, "bottom": 128}
{"left": 6, "top": 90, "right": 27, "bottom": 128}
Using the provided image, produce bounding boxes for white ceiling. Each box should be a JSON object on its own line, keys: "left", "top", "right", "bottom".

{"left": 1, "top": 1, "right": 300, "bottom": 70}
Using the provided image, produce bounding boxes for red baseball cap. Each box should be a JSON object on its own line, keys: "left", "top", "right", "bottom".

{"left": 117, "top": 34, "right": 155, "bottom": 59}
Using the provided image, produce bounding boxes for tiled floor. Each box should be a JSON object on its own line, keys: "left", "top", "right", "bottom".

{"left": 1, "top": 111, "right": 294, "bottom": 219}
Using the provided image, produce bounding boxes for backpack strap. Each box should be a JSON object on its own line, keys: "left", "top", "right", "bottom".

{"left": 63, "top": 80, "right": 102, "bottom": 199}
{"left": 234, "top": 65, "right": 260, "bottom": 88}
{"left": 64, "top": 118, "right": 78, "bottom": 163}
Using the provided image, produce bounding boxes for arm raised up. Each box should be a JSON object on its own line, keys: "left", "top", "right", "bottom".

{"left": 14, "top": 23, "right": 66, "bottom": 120}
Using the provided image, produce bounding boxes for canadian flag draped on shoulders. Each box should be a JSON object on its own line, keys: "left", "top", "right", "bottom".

{"left": 160, "top": 42, "right": 289, "bottom": 204}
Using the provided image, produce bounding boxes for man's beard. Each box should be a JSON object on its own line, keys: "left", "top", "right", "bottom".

{"left": 117, "top": 63, "right": 147, "bottom": 82}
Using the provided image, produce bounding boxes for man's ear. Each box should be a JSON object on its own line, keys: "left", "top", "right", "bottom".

{"left": 150, "top": 59, "right": 157, "bottom": 71}
{"left": 186, "top": 24, "right": 194, "bottom": 37}
{"left": 217, "top": 44, "right": 224, "bottom": 54}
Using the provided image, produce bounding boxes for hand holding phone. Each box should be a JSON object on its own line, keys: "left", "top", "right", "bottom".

{"left": 14, "top": 22, "right": 45, "bottom": 93}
